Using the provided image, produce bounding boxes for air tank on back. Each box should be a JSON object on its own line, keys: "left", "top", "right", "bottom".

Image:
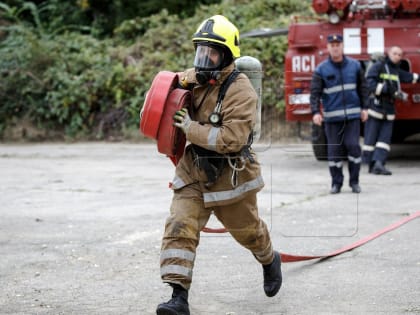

{"left": 235, "top": 56, "right": 263, "bottom": 142}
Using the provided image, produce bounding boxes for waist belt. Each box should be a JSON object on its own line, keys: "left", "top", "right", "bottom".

{"left": 191, "top": 144, "right": 226, "bottom": 187}
{"left": 191, "top": 143, "right": 255, "bottom": 188}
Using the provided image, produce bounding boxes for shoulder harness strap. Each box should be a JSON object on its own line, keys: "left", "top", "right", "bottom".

{"left": 213, "top": 69, "right": 240, "bottom": 115}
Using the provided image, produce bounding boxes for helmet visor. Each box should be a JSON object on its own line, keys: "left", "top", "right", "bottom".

{"left": 193, "top": 45, "right": 223, "bottom": 70}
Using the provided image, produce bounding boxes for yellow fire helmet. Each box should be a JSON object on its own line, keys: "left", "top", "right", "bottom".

{"left": 192, "top": 15, "right": 240, "bottom": 59}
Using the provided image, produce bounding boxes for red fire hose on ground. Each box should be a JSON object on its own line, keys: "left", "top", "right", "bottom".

{"left": 203, "top": 211, "right": 420, "bottom": 263}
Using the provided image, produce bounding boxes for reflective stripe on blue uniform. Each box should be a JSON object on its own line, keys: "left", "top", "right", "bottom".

{"left": 314, "top": 56, "right": 364, "bottom": 122}
{"left": 362, "top": 112, "right": 393, "bottom": 164}
{"left": 325, "top": 119, "right": 361, "bottom": 187}
{"left": 362, "top": 57, "right": 415, "bottom": 164}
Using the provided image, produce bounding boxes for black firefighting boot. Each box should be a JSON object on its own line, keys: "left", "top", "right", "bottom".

{"left": 371, "top": 161, "right": 392, "bottom": 175}
{"left": 156, "top": 283, "right": 190, "bottom": 315}
{"left": 263, "top": 251, "right": 282, "bottom": 297}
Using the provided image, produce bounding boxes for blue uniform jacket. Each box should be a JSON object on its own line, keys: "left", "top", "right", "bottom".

{"left": 310, "top": 56, "right": 368, "bottom": 122}
{"left": 366, "top": 57, "right": 417, "bottom": 116}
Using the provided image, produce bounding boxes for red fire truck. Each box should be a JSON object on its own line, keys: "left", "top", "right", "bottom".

{"left": 283, "top": 0, "right": 420, "bottom": 159}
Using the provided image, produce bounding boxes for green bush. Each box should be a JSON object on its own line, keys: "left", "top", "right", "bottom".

{"left": 0, "top": 25, "right": 145, "bottom": 138}
{"left": 0, "top": 0, "right": 313, "bottom": 140}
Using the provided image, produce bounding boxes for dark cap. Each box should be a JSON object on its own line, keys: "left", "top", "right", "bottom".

{"left": 327, "top": 34, "right": 343, "bottom": 43}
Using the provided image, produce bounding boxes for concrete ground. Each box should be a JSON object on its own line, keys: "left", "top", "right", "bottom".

{"left": 0, "top": 141, "right": 419, "bottom": 315}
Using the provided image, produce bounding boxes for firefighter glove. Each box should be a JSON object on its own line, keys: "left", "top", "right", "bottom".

{"left": 173, "top": 108, "right": 192, "bottom": 134}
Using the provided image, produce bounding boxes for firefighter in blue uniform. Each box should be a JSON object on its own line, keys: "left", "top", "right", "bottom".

{"left": 362, "top": 46, "right": 419, "bottom": 175}
{"left": 310, "top": 34, "right": 369, "bottom": 194}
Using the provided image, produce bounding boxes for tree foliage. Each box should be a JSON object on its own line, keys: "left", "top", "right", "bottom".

{"left": 1, "top": 0, "right": 222, "bottom": 37}
{"left": 0, "top": 0, "right": 313, "bottom": 140}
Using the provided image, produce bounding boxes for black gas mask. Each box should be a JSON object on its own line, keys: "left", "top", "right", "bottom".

{"left": 194, "top": 44, "right": 224, "bottom": 85}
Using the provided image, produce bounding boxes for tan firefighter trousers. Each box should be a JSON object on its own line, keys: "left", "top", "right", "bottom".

{"left": 159, "top": 182, "right": 274, "bottom": 290}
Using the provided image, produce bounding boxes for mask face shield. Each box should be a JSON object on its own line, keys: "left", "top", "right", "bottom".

{"left": 193, "top": 45, "right": 223, "bottom": 71}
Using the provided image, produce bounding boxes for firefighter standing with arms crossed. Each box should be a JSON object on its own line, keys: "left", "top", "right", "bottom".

{"left": 362, "top": 45, "right": 420, "bottom": 175}
{"left": 156, "top": 15, "right": 282, "bottom": 315}
{"left": 310, "top": 34, "right": 369, "bottom": 194}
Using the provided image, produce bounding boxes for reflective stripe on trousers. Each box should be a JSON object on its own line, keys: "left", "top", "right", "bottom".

{"left": 362, "top": 115, "right": 393, "bottom": 164}
{"left": 324, "top": 119, "right": 361, "bottom": 186}
{"left": 160, "top": 182, "right": 274, "bottom": 289}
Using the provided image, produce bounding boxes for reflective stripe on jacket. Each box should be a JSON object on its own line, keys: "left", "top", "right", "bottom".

{"left": 366, "top": 57, "right": 416, "bottom": 115}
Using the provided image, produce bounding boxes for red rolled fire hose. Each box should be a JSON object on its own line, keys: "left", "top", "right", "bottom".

{"left": 202, "top": 210, "right": 420, "bottom": 263}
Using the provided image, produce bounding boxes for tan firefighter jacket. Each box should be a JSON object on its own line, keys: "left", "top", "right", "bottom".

{"left": 170, "top": 63, "right": 264, "bottom": 208}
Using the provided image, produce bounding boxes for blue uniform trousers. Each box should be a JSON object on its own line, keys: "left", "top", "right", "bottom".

{"left": 362, "top": 116, "right": 393, "bottom": 165}
{"left": 324, "top": 119, "right": 362, "bottom": 187}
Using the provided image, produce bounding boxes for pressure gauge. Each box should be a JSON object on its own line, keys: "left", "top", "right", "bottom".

{"left": 208, "top": 112, "right": 222, "bottom": 126}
